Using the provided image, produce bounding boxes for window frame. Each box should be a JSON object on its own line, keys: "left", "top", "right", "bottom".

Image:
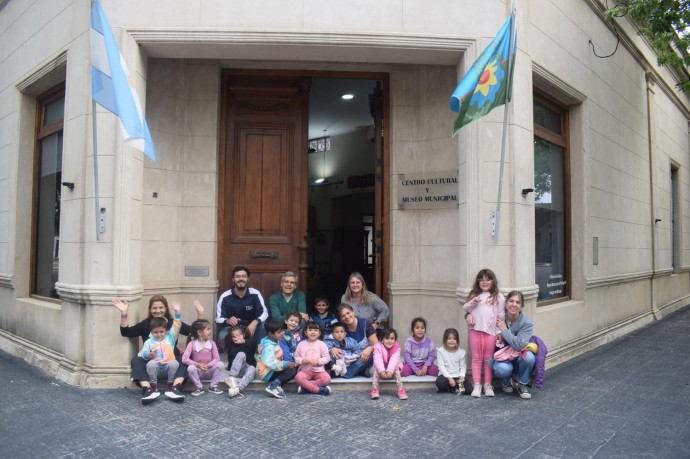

{"left": 30, "top": 85, "right": 65, "bottom": 302}
{"left": 534, "top": 89, "right": 571, "bottom": 306}
{"left": 671, "top": 162, "right": 680, "bottom": 273}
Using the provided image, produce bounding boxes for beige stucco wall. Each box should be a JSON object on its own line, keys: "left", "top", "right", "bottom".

{"left": 0, "top": 0, "right": 689, "bottom": 386}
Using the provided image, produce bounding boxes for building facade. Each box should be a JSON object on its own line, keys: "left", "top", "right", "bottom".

{"left": 1, "top": 0, "right": 688, "bottom": 387}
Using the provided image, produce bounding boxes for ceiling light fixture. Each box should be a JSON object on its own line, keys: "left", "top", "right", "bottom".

{"left": 315, "top": 129, "right": 328, "bottom": 184}
{"left": 341, "top": 94, "right": 354, "bottom": 100}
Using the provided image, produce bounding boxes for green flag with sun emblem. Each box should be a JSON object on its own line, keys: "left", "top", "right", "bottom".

{"left": 450, "top": 14, "right": 517, "bottom": 136}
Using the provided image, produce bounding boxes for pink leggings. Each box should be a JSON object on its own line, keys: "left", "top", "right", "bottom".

{"left": 295, "top": 368, "right": 332, "bottom": 393}
{"left": 469, "top": 329, "right": 495, "bottom": 384}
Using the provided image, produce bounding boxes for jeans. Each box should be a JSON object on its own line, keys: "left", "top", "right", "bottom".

{"left": 343, "top": 357, "right": 373, "bottom": 379}
{"left": 492, "top": 351, "right": 536, "bottom": 386}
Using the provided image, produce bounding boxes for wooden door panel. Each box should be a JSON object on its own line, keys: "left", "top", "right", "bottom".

{"left": 220, "top": 74, "right": 310, "bottom": 293}
{"left": 234, "top": 128, "right": 289, "bottom": 241}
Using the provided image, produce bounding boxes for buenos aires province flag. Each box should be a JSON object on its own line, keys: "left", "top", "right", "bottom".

{"left": 90, "top": 0, "right": 156, "bottom": 162}
{"left": 450, "top": 15, "right": 516, "bottom": 136}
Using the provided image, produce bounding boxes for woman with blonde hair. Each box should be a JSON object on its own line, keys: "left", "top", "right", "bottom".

{"left": 340, "top": 272, "right": 389, "bottom": 328}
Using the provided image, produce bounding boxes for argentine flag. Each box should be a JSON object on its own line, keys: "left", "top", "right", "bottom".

{"left": 90, "top": 0, "right": 155, "bottom": 162}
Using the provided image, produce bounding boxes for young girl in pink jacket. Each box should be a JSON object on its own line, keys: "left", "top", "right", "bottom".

{"left": 463, "top": 268, "right": 505, "bottom": 398}
{"left": 371, "top": 328, "right": 408, "bottom": 400}
{"left": 294, "top": 322, "right": 332, "bottom": 395}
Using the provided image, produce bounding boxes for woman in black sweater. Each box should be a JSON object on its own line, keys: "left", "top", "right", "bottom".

{"left": 113, "top": 295, "right": 204, "bottom": 403}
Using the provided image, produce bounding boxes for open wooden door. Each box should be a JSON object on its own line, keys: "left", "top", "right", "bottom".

{"left": 219, "top": 73, "right": 310, "bottom": 296}
{"left": 369, "top": 82, "right": 386, "bottom": 301}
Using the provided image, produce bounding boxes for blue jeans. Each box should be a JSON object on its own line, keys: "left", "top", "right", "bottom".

{"left": 343, "top": 357, "right": 373, "bottom": 379}
{"left": 492, "top": 351, "right": 536, "bottom": 386}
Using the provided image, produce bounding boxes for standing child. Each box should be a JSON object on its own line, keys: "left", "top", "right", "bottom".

{"left": 310, "top": 297, "right": 338, "bottom": 336}
{"left": 402, "top": 317, "right": 439, "bottom": 377}
{"left": 294, "top": 322, "right": 332, "bottom": 395}
{"left": 324, "top": 322, "right": 361, "bottom": 376}
{"left": 224, "top": 325, "right": 258, "bottom": 398}
{"left": 463, "top": 268, "right": 505, "bottom": 397}
{"left": 281, "top": 310, "right": 303, "bottom": 357}
{"left": 182, "top": 319, "right": 225, "bottom": 396}
{"left": 258, "top": 318, "right": 297, "bottom": 399}
{"left": 435, "top": 327, "right": 473, "bottom": 395}
{"left": 139, "top": 301, "right": 184, "bottom": 403}
{"left": 371, "top": 328, "right": 408, "bottom": 400}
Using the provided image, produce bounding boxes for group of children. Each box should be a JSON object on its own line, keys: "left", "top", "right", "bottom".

{"left": 139, "top": 269, "right": 520, "bottom": 402}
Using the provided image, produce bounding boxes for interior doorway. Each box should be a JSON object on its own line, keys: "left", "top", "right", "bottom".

{"left": 305, "top": 77, "right": 383, "bottom": 310}
{"left": 219, "top": 71, "right": 388, "bottom": 312}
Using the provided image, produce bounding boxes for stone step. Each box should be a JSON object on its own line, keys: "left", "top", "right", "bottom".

{"left": 191, "top": 369, "right": 438, "bottom": 392}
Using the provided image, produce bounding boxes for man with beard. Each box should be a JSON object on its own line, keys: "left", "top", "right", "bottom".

{"left": 216, "top": 266, "right": 268, "bottom": 345}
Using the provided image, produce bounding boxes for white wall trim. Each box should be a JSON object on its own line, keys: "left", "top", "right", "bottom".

{"left": 0, "top": 274, "right": 13, "bottom": 289}
{"left": 131, "top": 29, "right": 474, "bottom": 51}
{"left": 16, "top": 51, "right": 67, "bottom": 95}
{"left": 586, "top": 271, "right": 654, "bottom": 288}
{"left": 388, "top": 282, "right": 458, "bottom": 298}
{"left": 55, "top": 283, "right": 144, "bottom": 306}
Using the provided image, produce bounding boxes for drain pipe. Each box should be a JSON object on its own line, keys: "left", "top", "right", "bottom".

{"left": 646, "top": 72, "right": 662, "bottom": 320}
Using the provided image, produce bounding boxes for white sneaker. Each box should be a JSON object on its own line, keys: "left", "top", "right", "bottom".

{"left": 471, "top": 384, "right": 481, "bottom": 398}
{"left": 332, "top": 363, "right": 345, "bottom": 376}
{"left": 483, "top": 383, "right": 495, "bottom": 397}
{"left": 228, "top": 387, "right": 240, "bottom": 398}
{"left": 226, "top": 376, "right": 238, "bottom": 390}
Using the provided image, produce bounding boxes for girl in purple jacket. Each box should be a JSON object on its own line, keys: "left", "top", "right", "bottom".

{"left": 402, "top": 317, "right": 439, "bottom": 377}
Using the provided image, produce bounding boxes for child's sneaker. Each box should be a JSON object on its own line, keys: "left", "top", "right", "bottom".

{"left": 227, "top": 387, "right": 240, "bottom": 398}
{"left": 265, "top": 384, "right": 286, "bottom": 399}
{"left": 517, "top": 383, "right": 532, "bottom": 399}
{"left": 318, "top": 386, "right": 331, "bottom": 396}
{"left": 208, "top": 386, "right": 223, "bottom": 395}
{"left": 397, "top": 387, "right": 408, "bottom": 400}
{"left": 297, "top": 386, "right": 303, "bottom": 394}
{"left": 370, "top": 387, "right": 380, "bottom": 400}
{"left": 141, "top": 387, "right": 160, "bottom": 405}
{"left": 452, "top": 386, "right": 460, "bottom": 395}
{"left": 471, "top": 384, "right": 481, "bottom": 398}
{"left": 164, "top": 385, "right": 185, "bottom": 402}
{"left": 483, "top": 383, "right": 495, "bottom": 397}
{"left": 225, "top": 376, "right": 238, "bottom": 390}
{"left": 191, "top": 388, "right": 204, "bottom": 397}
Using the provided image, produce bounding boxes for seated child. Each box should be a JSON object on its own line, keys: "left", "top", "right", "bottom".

{"left": 224, "top": 325, "right": 258, "bottom": 398}
{"left": 402, "top": 317, "right": 439, "bottom": 377}
{"left": 294, "top": 322, "right": 332, "bottom": 395}
{"left": 258, "top": 318, "right": 297, "bottom": 399}
{"left": 182, "top": 319, "right": 225, "bottom": 396}
{"left": 281, "top": 310, "right": 303, "bottom": 357}
{"left": 139, "top": 301, "right": 183, "bottom": 403}
{"left": 309, "top": 297, "right": 338, "bottom": 336}
{"left": 371, "top": 327, "right": 408, "bottom": 400}
{"left": 435, "top": 327, "right": 473, "bottom": 395}
{"left": 324, "top": 322, "right": 361, "bottom": 376}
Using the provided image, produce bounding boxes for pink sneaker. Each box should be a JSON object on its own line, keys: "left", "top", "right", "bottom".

{"left": 397, "top": 387, "right": 408, "bottom": 400}
{"left": 370, "top": 387, "right": 380, "bottom": 400}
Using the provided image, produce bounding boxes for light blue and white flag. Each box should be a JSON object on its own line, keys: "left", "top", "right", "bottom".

{"left": 90, "top": 0, "right": 155, "bottom": 162}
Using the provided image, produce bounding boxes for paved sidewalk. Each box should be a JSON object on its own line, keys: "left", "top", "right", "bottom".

{"left": 1, "top": 306, "right": 689, "bottom": 459}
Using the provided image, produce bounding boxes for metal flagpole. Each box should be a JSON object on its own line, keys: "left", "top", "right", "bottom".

{"left": 92, "top": 99, "right": 101, "bottom": 241}
{"left": 491, "top": 2, "right": 517, "bottom": 242}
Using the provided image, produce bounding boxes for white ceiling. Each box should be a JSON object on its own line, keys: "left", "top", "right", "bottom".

{"left": 308, "top": 77, "right": 380, "bottom": 139}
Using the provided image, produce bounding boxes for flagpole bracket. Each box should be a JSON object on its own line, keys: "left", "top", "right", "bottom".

{"left": 490, "top": 211, "right": 497, "bottom": 237}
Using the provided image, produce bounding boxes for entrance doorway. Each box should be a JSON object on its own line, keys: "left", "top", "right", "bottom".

{"left": 306, "top": 77, "right": 382, "bottom": 308}
{"left": 219, "top": 71, "right": 388, "bottom": 312}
